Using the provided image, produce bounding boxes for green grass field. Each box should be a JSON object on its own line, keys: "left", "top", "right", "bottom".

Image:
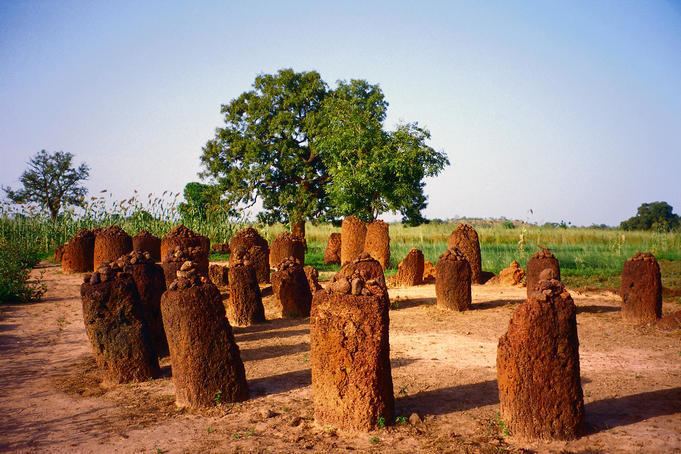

{"left": 2, "top": 202, "right": 680, "bottom": 295}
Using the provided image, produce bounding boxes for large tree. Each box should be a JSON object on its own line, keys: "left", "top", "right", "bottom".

{"left": 314, "top": 79, "right": 449, "bottom": 225}
{"left": 3, "top": 150, "right": 90, "bottom": 221}
{"left": 201, "top": 69, "right": 449, "bottom": 229}
{"left": 620, "top": 201, "right": 680, "bottom": 232}
{"left": 201, "top": 69, "right": 330, "bottom": 233}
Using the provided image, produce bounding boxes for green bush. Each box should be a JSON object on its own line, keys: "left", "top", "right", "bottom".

{"left": 0, "top": 239, "right": 45, "bottom": 303}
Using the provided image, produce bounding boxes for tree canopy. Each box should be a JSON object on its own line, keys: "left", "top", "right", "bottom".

{"left": 314, "top": 79, "right": 449, "bottom": 224}
{"left": 620, "top": 201, "right": 680, "bottom": 232}
{"left": 3, "top": 150, "right": 89, "bottom": 221}
{"left": 201, "top": 69, "right": 448, "bottom": 228}
{"left": 177, "top": 181, "right": 223, "bottom": 221}
{"left": 201, "top": 69, "right": 330, "bottom": 228}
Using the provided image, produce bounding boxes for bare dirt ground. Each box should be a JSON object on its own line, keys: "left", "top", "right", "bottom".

{"left": 1, "top": 262, "right": 680, "bottom": 453}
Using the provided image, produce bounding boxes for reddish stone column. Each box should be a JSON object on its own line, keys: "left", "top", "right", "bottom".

{"left": 161, "top": 266, "right": 248, "bottom": 408}
{"left": 311, "top": 278, "right": 394, "bottom": 431}
{"left": 620, "top": 252, "right": 662, "bottom": 324}
{"left": 435, "top": 249, "right": 472, "bottom": 311}
{"left": 447, "top": 223, "right": 482, "bottom": 284}
{"left": 497, "top": 279, "right": 584, "bottom": 440}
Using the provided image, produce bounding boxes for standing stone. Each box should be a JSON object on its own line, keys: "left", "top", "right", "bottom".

{"left": 364, "top": 220, "right": 390, "bottom": 269}
{"left": 62, "top": 229, "right": 96, "bottom": 273}
{"left": 161, "top": 225, "right": 210, "bottom": 276}
{"left": 161, "top": 267, "right": 248, "bottom": 408}
{"left": 133, "top": 230, "right": 161, "bottom": 262}
{"left": 121, "top": 251, "right": 169, "bottom": 358}
{"left": 323, "top": 232, "right": 342, "bottom": 265}
{"left": 211, "top": 243, "right": 230, "bottom": 254}
{"left": 310, "top": 276, "right": 394, "bottom": 431}
{"left": 269, "top": 232, "right": 306, "bottom": 267}
{"left": 93, "top": 226, "right": 133, "bottom": 270}
{"left": 486, "top": 260, "right": 526, "bottom": 286}
{"left": 161, "top": 246, "right": 206, "bottom": 287}
{"left": 80, "top": 268, "right": 160, "bottom": 384}
{"left": 447, "top": 223, "right": 482, "bottom": 284}
{"left": 394, "top": 248, "right": 424, "bottom": 287}
{"left": 340, "top": 216, "right": 367, "bottom": 265}
{"left": 271, "top": 258, "right": 312, "bottom": 318}
{"left": 229, "top": 227, "right": 270, "bottom": 283}
{"left": 334, "top": 252, "right": 387, "bottom": 290}
{"left": 620, "top": 252, "right": 662, "bottom": 324}
{"left": 526, "top": 248, "right": 561, "bottom": 298}
{"left": 304, "top": 265, "right": 322, "bottom": 294}
{"left": 209, "top": 264, "right": 229, "bottom": 288}
{"left": 423, "top": 260, "right": 437, "bottom": 283}
{"left": 435, "top": 249, "right": 472, "bottom": 311}
{"left": 227, "top": 263, "right": 266, "bottom": 327}
{"left": 54, "top": 244, "right": 65, "bottom": 264}
{"left": 497, "top": 279, "right": 584, "bottom": 440}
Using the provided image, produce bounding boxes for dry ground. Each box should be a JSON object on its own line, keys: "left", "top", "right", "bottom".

{"left": 0, "top": 263, "right": 680, "bottom": 453}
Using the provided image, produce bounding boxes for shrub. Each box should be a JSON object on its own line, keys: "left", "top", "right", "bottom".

{"left": 0, "top": 239, "right": 45, "bottom": 303}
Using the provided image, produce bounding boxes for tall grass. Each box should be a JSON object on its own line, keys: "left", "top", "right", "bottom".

{"left": 1, "top": 194, "right": 680, "bottom": 290}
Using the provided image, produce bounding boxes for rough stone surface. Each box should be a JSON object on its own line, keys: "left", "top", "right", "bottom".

{"left": 486, "top": 260, "right": 526, "bottom": 287}
{"left": 227, "top": 263, "right": 266, "bottom": 327}
{"left": 62, "top": 229, "right": 96, "bottom": 273}
{"left": 119, "top": 252, "right": 169, "bottom": 358}
{"left": 93, "top": 226, "right": 133, "bottom": 270}
{"left": 497, "top": 279, "right": 584, "bottom": 440}
{"left": 269, "top": 232, "right": 306, "bottom": 267}
{"left": 340, "top": 216, "right": 366, "bottom": 265}
{"left": 334, "top": 252, "right": 387, "bottom": 291}
{"left": 160, "top": 225, "right": 210, "bottom": 274}
{"left": 211, "top": 243, "right": 231, "bottom": 254}
{"left": 364, "top": 220, "right": 390, "bottom": 269}
{"left": 447, "top": 224, "right": 482, "bottom": 284}
{"left": 80, "top": 271, "right": 160, "bottom": 384}
{"left": 620, "top": 252, "right": 662, "bottom": 324}
{"left": 304, "top": 265, "right": 322, "bottom": 294}
{"left": 54, "top": 244, "right": 64, "bottom": 264}
{"left": 435, "top": 249, "right": 472, "bottom": 311}
{"left": 526, "top": 248, "right": 561, "bottom": 298}
{"left": 310, "top": 277, "right": 394, "bottom": 431}
{"left": 161, "top": 281, "right": 249, "bottom": 408}
{"left": 323, "top": 232, "right": 342, "bottom": 265}
{"left": 394, "top": 248, "right": 424, "bottom": 287}
{"left": 161, "top": 246, "right": 208, "bottom": 286}
{"left": 271, "top": 258, "right": 312, "bottom": 318}
{"left": 423, "top": 260, "right": 437, "bottom": 283}
{"left": 209, "top": 264, "right": 229, "bottom": 288}
{"left": 133, "top": 230, "right": 161, "bottom": 262}
{"left": 229, "top": 227, "right": 270, "bottom": 283}
{"left": 657, "top": 310, "right": 681, "bottom": 331}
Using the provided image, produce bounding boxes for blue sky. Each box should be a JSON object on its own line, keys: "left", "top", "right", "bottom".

{"left": 1, "top": 0, "right": 680, "bottom": 226}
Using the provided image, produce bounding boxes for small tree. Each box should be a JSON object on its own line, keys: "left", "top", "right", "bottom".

{"left": 620, "top": 201, "right": 680, "bottom": 232}
{"left": 3, "top": 150, "right": 90, "bottom": 221}
{"left": 177, "top": 182, "right": 223, "bottom": 221}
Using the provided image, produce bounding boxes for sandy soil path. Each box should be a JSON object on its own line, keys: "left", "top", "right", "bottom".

{"left": 1, "top": 263, "right": 679, "bottom": 453}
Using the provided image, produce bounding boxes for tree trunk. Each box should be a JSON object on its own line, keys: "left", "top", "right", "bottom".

{"left": 291, "top": 220, "right": 306, "bottom": 239}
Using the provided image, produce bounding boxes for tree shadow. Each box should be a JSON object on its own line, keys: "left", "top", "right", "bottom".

{"left": 585, "top": 387, "right": 681, "bottom": 434}
{"left": 236, "top": 328, "right": 309, "bottom": 343}
{"left": 390, "top": 297, "right": 436, "bottom": 310}
{"left": 248, "top": 369, "right": 311, "bottom": 396}
{"left": 396, "top": 380, "right": 499, "bottom": 416}
{"left": 472, "top": 299, "right": 524, "bottom": 310}
{"left": 240, "top": 342, "right": 310, "bottom": 361}
{"left": 576, "top": 305, "right": 620, "bottom": 314}
{"left": 231, "top": 317, "right": 308, "bottom": 335}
